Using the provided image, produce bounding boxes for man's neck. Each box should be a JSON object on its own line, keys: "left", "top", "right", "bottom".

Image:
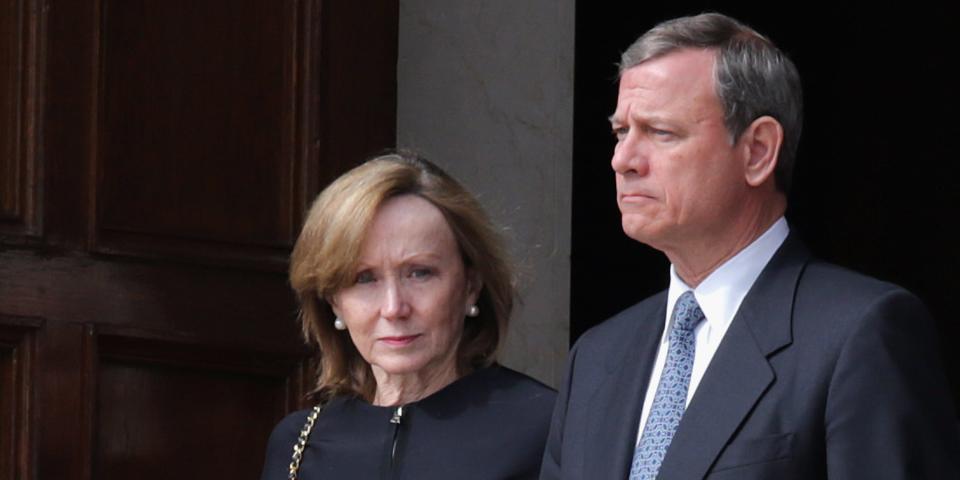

{"left": 667, "top": 201, "right": 785, "bottom": 288}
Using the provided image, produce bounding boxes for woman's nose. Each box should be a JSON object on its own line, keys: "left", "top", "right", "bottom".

{"left": 380, "top": 279, "right": 411, "bottom": 320}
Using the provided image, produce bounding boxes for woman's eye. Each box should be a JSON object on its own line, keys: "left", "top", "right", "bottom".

{"left": 410, "top": 268, "right": 434, "bottom": 279}
{"left": 355, "top": 271, "right": 375, "bottom": 284}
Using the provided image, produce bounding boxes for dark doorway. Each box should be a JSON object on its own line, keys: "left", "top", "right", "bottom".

{"left": 572, "top": 4, "right": 960, "bottom": 405}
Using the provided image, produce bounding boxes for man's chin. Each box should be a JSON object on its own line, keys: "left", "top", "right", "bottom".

{"left": 621, "top": 217, "right": 660, "bottom": 247}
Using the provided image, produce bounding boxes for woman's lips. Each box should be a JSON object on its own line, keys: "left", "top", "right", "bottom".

{"left": 379, "top": 335, "right": 421, "bottom": 346}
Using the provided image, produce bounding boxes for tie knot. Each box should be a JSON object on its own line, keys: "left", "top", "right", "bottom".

{"left": 671, "top": 291, "right": 705, "bottom": 332}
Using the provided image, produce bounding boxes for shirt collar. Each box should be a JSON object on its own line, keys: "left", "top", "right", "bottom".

{"left": 664, "top": 217, "right": 790, "bottom": 340}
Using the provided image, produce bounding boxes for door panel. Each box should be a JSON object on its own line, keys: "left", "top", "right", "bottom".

{"left": 0, "top": 0, "right": 40, "bottom": 238}
{"left": 96, "top": 0, "right": 298, "bottom": 254}
{"left": 0, "top": 316, "right": 39, "bottom": 480}
{"left": 91, "top": 329, "right": 304, "bottom": 479}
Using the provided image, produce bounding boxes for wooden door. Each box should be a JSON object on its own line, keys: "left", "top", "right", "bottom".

{"left": 0, "top": 1, "right": 397, "bottom": 478}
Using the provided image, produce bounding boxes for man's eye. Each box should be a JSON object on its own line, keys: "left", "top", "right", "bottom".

{"left": 646, "top": 126, "right": 674, "bottom": 137}
{"left": 612, "top": 127, "right": 628, "bottom": 141}
{"left": 355, "top": 271, "right": 375, "bottom": 284}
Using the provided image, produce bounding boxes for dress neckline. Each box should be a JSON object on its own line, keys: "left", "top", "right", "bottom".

{"left": 332, "top": 364, "right": 499, "bottom": 413}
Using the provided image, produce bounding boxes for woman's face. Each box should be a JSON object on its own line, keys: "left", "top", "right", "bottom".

{"left": 331, "top": 194, "right": 480, "bottom": 383}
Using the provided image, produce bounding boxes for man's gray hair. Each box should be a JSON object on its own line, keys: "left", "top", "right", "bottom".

{"left": 621, "top": 13, "right": 803, "bottom": 193}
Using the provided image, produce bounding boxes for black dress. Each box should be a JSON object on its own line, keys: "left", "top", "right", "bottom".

{"left": 260, "top": 364, "right": 556, "bottom": 480}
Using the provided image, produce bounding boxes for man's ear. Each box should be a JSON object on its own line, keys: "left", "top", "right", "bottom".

{"left": 740, "top": 115, "right": 783, "bottom": 187}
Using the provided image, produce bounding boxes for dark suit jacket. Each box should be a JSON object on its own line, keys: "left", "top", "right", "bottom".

{"left": 541, "top": 236, "right": 960, "bottom": 479}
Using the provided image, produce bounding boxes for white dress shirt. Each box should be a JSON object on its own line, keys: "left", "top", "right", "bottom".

{"left": 635, "top": 217, "right": 789, "bottom": 445}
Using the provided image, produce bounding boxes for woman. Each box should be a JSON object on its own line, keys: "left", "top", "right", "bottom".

{"left": 260, "top": 152, "right": 556, "bottom": 479}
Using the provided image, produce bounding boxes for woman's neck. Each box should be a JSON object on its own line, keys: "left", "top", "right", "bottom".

{"left": 371, "top": 362, "right": 460, "bottom": 406}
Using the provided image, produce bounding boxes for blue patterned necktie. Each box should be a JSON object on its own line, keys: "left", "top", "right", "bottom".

{"left": 629, "top": 291, "right": 705, "bottom": 479}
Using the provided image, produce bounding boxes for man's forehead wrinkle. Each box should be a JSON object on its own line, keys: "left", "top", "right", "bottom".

{"left": 616, "top": 87, "right": 660, "bottom": 118}
{"left": 613, "top": 57, "right": 714, "bottom": 126}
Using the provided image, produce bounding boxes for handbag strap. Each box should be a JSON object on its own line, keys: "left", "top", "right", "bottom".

{"left": 288, "top": 404, "right": 324, "bottom": 480}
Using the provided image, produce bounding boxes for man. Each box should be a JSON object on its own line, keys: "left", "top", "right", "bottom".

{"left": 541, "top": 13, "right": 959, "bottom": 479}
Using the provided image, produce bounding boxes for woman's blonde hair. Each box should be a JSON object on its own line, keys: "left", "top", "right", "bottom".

{"left": 289, "top": 152, "right": 515, "bottom": 401}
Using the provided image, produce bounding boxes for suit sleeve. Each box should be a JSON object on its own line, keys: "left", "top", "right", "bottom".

{"left": 540, "top": 343, "right": 579, "bottom": 480}
{"left": 824, "top": 289, "right": 960, "bottom": 478}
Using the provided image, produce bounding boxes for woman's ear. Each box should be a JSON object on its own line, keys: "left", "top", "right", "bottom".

{"left": 740, "top": 115, "right": 783, "bottom": 187}
{"left": 465, "top": 268, "right": 483, "bottom": 306}
{"left": 326, "top": 294, "right": 341, "bottom": 318}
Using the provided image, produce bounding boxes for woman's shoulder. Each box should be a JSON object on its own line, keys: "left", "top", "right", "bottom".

{"left": 460, "top": 364, "right": 557, "bottom": 411}
{"left": 421, "top": 366, "right": 555, "bottom": 478}
{"left": 266, "top": 407, "right": 313, "bottom": 446}
{"left": 482, "top": 364, "right": 555, "bottom": 394}
{"left": 260, "top": 408, "right": 314, "bottom": 480}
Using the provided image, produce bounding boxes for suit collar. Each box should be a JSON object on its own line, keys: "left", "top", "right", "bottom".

{"left": 657, "top": 234, "right": 811, "bottom": 479}
{"left": 733, "top": 233, "right": 810, "bottom": 356}
{"left": 671, "top": 217, "right": 791, "bottom": 348}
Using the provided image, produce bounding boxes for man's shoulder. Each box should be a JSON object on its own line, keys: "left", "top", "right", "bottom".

{"left": 773, "top": 235, "right": 913, "bottom": 303}
{"left": 786, "top": 257, "right": 931, "bottom": 344}
{"left": 798, "top": 258, "right": 918, "bottom": 306}
{"left": 573, "top": 290, "right": 667, "bottom": 356}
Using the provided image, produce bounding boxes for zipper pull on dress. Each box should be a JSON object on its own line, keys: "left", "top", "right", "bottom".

{"left": 390, "top": 405, "right": 404, "bottom": 424}
{"left": 388, "top": 405, "right": 406, "bottom": 473}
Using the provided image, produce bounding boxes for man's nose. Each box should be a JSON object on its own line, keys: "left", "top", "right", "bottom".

{"left": 611, "top": 133, "right": 649, "bottom": 176}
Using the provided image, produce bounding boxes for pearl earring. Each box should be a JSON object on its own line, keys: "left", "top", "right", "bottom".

{"left": 466, "top": 305, "right": 480, "bottom": 317}
{"left": 334, "top": 317, "right": 347, "bottom": 330}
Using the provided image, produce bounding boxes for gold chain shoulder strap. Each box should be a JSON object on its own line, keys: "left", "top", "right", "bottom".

{"left": 288, "top": 404, "right": 324, "bottom": 480}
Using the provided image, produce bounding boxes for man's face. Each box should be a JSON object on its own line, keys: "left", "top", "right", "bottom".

{"left": 610, "top": 48, "right": 749, "bottom": 253}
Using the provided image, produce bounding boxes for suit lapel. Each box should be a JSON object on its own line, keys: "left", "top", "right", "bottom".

{"left": 584, "top": 295, "right": 666, "bottom": 479}
{"left": 657, "top": 235, "right": 810, "bottom": 479}
{"left": 655, "top": 315, "right": 775, "bottom": 479}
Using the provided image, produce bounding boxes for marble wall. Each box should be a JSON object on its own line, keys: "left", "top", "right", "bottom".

{"left": 397, "top": 1, "right": 574, "bottom": 386}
